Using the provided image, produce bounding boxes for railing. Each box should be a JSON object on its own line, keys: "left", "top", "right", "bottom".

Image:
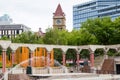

{"left": 0, "top": 67, "right": 119, "bottom": 75}
{"left": 0, "top": 67, "right": 68, "bottom": 75}
{"left": 51, "top": 67, "right": 64, "bottom": 74}
{"left": 0, "top": 68, "right": 26, "bottom": 74}
{"left": 32, "top": 67, "right": 48, "bottom": 74}
{"left": 9, "top": 68, "right": 26, "bottom": 74}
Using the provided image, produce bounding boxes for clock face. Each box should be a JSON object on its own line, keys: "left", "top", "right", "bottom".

{"left": 56, "top": 19, "right": 62, "bottom": 25}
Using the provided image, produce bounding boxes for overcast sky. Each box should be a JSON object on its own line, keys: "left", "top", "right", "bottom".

{"left": 0, "top": 0, "right": 91, "bottom": 32}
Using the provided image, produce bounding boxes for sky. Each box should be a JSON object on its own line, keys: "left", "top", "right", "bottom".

{"left": 0, "top": 0, "right": 91, "bottom": 32}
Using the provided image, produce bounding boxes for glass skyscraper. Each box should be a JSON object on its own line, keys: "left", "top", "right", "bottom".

{"left": 73, "top": 0, "right": 120, "bottom": 29}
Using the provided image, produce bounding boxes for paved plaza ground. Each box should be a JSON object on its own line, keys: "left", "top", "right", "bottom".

{"left": 29, "top": 73, "right": 120, "bottom": 80}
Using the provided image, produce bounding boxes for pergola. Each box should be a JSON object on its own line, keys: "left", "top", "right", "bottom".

{"left": 0, "top": 40, "right": 120, "bottom": 73}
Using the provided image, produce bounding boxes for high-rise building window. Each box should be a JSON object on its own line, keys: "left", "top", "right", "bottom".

{"left": 73, "top": 0, "right": 120, "bottom": 29}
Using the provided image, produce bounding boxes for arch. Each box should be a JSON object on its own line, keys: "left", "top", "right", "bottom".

{"left": 1, "top": 40, "right": 120, "bottom": 68}
{"left": 6, "top": 47, "right": 12, "bottom": 61}
{"left": 66, "top": 49, "right": 77, "bottom": 67}
{"left": 80, "top": 49, "right": 90, "bottom": 59}
{"left": 94, "top": 48, "right": 105, "bottom": 68}
{"left": 53, "top": 48, "right": 63, "bottom": 67}
{"left": 0, "top": 40, "right": 11, "bottom": 50}
{"left": 32, "top": 47, "right": 47, "bottom": 67}
{"left": 107, "top": 48, "right": 117, "bottom": 57}
{"left": 79, "top": 49, "right": 90, "bottom": 67}
{"left": 94, "top": 48, "right": 104, "bottom": 57}
{"left": 115, "top": 47, "right": 120, "bottom": 56}
{"left": 0, "top": 45, "right": 2, "bottom": 55}
{"left": 6, "top": 47, "right": 12, "bottom": 68}
{"left": 15, "top": 46, "right": 30, "bottom": 67}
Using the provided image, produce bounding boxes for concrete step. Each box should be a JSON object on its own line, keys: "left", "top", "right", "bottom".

{"left": 8, "top": 74, "right": 30, "bottom": 80}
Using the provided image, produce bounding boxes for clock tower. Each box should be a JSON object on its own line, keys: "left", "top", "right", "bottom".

{"left": 53, "top": 4, "right": 66, "bottom": 30}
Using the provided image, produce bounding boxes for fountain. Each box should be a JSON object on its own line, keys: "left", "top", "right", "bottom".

{"left": 1, "top": 56, "right": 68, "bottom": 80}
{"left": 1, "top": 56, "right": 120, "bottom": 80}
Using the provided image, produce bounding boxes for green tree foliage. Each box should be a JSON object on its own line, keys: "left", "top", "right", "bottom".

{"left": 12, "top": 31, "right": 43, "bottom": 44}
{"left": 94, "top": 49, "right": 104, "bottom": 57}
{"left": 43, "top": 28, "right": 68, "bottom": 45}
{"left": 81, "top": 17, "right": 120, "bottom": 45}
{"left": 0, "top": 35, "right": 9, "bottom": 40}
{"left": 53, "top": 48, "right": 62, "bottom": 64}
{"left": 67, "top": 30, "right": 81, "bottom": 45}
{"left": 80, "top": 49, "right": 90, "bottom": 59}
{"left": 109, "top": 17, "right": 120, "bottom": 44}
{"left": 67, "top": 29, "right": 97, "bottom": 45}
{"left": 115, "top": 52, "right": 120, "bottom": 56}
{"left": 107, "top": 49, "right": 117, "bottom": 57}
{"left": 66, "top": 49, "right": 77, "bottom": 66}
{"left": 6, "top": 47, "right": 12, "bottom": 60}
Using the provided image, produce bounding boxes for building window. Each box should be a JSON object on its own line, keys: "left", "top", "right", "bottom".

{"left": 7, "top": 35, "right": 10, "bottom": 38}
{"left": 19, "top": 30, "right": 22, "bottom": 34}
{"left": 14, "top": 30, "right": 16, "bottom": 34}
{"left": 8, "top": 30, "right": 11, "bottom": 35}
{"left": 17, "top": 30, "right": 19, "bottom": 34}
{"left": 12, "top": 30, "right": 14, "bottom": 34}
{"left": 0, "top": 30, "right": 1, "bottom": 35}
{"left": 2, "top": 30, "right": 4, "bottom": 35}
{"left": 5, "top": 30, "right": 7, "bottom": 35}
{"left": 58, "top": 27, "right": 63, "bottom": 30}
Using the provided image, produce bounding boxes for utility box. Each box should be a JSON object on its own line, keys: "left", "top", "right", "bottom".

{"left": 26, "top": 66, "right": 32, "bottom": 74}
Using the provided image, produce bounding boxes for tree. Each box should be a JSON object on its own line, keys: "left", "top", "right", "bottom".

{"left": 109, "top": 17, "right": 120, "bottom": 44}
{"left": 54, "top": 48, "right": 62, "bottom": 64}
{"left": 66, "top": 49, "right": 77, "bottom": 66}
{"left": 12, "top": 31, "right": 43, "bottom": 44}
{"left": 77, "top": 29, "right": 97, "bottom": 45}
{"left": 81, "top": 17, "right": 115, "bottom": 45}
{"left": 67, "top": 29, "right": 97, "bottom": 45}
{"left": 6, "top": 47, "right": 12, "bottom": 60}
{"left": 0, "top": 35, "right": 9, "bottom": 40}
{"left": 80, "top": 49, "right": 90, "bottom": 59}
{"left": 67, "top": 30, "right": 80, "bottom": 45}
{"left": 43, "top": 28, "right": 57, "bottom": 44}
{"left": 43, "top": 28, "right": 68, "bottom": 45}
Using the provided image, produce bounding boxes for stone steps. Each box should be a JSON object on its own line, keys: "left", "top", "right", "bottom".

{"left": 94, "top": 56, "right": 104, "bottom": 68}
{"left": 8, "top": 74, "right": 30, "bottom": 80}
